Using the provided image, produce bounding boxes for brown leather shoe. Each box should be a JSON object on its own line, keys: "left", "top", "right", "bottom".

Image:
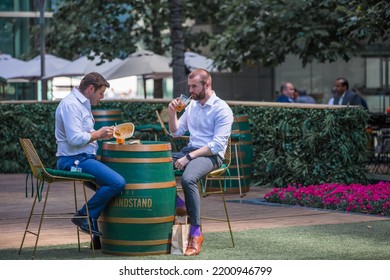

{"left": 175, "top": 206, "right": 187, "bottom": 216}
{"left": 184, "top": 234, "right": 204, "bottom": 256}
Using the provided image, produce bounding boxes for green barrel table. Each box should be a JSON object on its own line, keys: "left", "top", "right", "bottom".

{"left": 205, "top": 115, "right": 253, "bottom": 195}
{"left": 100, "top": 141, "right": 176, "bottom": 256}
{"left": 92, "top": 109, "right": 123, "bottom": 158}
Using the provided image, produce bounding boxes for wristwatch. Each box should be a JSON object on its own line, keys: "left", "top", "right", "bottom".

{"left": 186, "top": 154, "right": 193, "bottom": 161}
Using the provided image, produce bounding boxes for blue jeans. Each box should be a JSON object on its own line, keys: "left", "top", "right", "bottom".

{"left": 173, "top": 147, "right": 222, "bottom": 226}
{"left": 57, "top": 153, "right": 126, "bottom": 219}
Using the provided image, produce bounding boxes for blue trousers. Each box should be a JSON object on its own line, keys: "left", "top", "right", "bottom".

{"left": 173, "top": 147, "right": 221, "bottom": 226}
{"left": 57, "top": 153, "right": 126, "bottom": 219}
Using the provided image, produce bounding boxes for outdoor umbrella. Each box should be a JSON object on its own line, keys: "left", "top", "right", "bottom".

{"left": 0, "top": 53, "right": 28, "bottom": 81}
{"left": 43, "top": 55, "right": 123, "bottom": 79}
{"left": 184, "top": 51, "right": 218, "bottom": 72}
{"left": 102, "top": 50, "right": 172, "bottom": 98}
{"left": 5, "top": 54, "right": 71, "bottom": 80}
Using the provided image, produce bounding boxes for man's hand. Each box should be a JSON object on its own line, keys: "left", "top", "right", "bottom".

{"left": 91, "top": 126, "right": 115, "bottom": 140}
{"left": 174, "top": 156, "right": 190, "bottom": 170}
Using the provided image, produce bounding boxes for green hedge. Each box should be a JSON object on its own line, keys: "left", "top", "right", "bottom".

{"left": 0, "top": 100, "right": 370, "bottom": 187}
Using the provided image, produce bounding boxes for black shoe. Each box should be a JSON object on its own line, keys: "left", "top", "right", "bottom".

{"left": 90, "top": 236, "right": 101, "bottom": 250}
{"left": 71, "top": 213, "right": 102, "bottom": 236}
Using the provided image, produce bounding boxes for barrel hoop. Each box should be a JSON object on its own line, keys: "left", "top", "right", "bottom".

{"left": 100, "top": 216, "right": 175, "bottom": 224}
{"left": 233, "top": 115, "right": 249, "bottom": 122}
{"left": 231, "top": 129, "right": 251, "bottom": 134}
{"left": 101, "top": 156, "right": 172, "bottom": 163}
{"left": 231, "top": 140, "right": 253, "bottom": 145}
{"left": 92, "top": 110, "right": 121, "bottom": 116}
{"left": 94, "top": 117, "right": 122, "bottom": 122}
{"left": 102, "top": 142, "right": 172, "bottom": 151}
{"left": 206, "top": 174, "right": 252, "bottom": 180}
{"left": 102, "top": 238, "right": 170, "bottom": 246}
{"left": 229, "top": 163, "right": 252, "bottom": 169}
{"left": 125, "top": 180, "right": 176, "bottom": 190}
{"left": 101, "top": 249, "right": 170, "bottom": 256}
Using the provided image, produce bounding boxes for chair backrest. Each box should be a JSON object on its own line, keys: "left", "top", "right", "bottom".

{"left": 156, "top": 109, "right": 170, "bottom": 136}
{"left": 19, "top": 138, "right": 45, "bottom": 179}
{"left": 222, "top": 137, "right": 232, "bottom": 168}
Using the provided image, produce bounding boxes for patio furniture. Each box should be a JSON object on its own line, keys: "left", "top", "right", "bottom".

{"left": 18, "top": 138, "right": 96, "bottom": 259}
{"left": 156, "top": 109, "right": 189, "bottom": 151}
{"left": 174, "top": 137, "right": 234, "bottom": 247}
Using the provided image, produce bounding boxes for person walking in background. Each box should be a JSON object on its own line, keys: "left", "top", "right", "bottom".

{"left": 275, "top": 82, "right": 295, "bottom": 103}
{"left": 334, "top": 77, "right": 368, "bottom": 110}
{"left": 55, "top": 72, "right": 126, "bottom": 249}
{"left": 167, "top": 68, "right": 233, "bottom": 256}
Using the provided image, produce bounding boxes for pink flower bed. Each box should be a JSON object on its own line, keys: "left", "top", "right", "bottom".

{"left": 264, "top": 182, "right": 390, "bottom": 216}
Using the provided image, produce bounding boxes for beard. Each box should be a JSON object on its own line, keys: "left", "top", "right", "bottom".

{"left": 191, "top": 87, "right": 206, "bottom": 101}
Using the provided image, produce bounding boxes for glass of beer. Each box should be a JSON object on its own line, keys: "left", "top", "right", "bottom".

{"left": 176, "top": 94, "right": 192, "bottom": 112}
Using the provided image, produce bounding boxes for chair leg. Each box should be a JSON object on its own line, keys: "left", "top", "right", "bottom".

{"left": 31, "top": 182, "right": 52, "bottom": 259}
{"left": 18, "top": 182, "right": 40, "bottom": 255}
{"left": 234, "top": 143, "right": 246, "bottom": 198}
{"left": 72, "top": 181, "right": 95, "bottom": 257}
{"left": 199, "top": 180, "right": 235, "bottom": 248}
{"left": 218, "top": 179, "right": 235, "bottom": 247}
{"left": 82, "top": 182, "right": 95, "bottom": 257}
{"left": 233, "top": 143, "right": 242, "bottom": 196}
{"left": 73, "top": 182, "right": 81, "bottom": 252}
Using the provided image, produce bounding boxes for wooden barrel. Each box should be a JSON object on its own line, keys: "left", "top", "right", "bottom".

{"left": 99, "top": 141, "right": 176, "bottom": 256}
{"left": 92, "top": 109, "right": 123, "bottom": 157}
{"left": 206, "top": 115, "right": 253, "bottom": 194}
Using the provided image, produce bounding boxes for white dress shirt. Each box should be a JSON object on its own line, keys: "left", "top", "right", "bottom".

{"left": 171, "top": 92, "right": 233, "bottom": 159}
{"left": 55, "top": 87, "right": 97, "bottom": 156}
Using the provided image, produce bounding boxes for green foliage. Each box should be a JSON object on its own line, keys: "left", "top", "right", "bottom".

{"left": 45, "top": 1, "right": 390, "bottom": 73}
{"left": 47, "top": 0, "right": 214, "bottom": 62}
{"left": 0, "top": 101, "right": 369, "bottom": 187}
{"left": 0, "top": 103, "right": 57, "bottom": 173}
{"left": 211, "top": 0, "right": 390, "bottom": 70}
{"left": 232, "top": 105, "right": 370, "bottom": 187}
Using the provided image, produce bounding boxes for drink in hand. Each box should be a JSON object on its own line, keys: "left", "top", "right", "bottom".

{"left": 176, "top": 94, "right": 192, "bottom": 112}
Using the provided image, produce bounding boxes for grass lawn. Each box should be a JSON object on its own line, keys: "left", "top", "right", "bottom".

{"left": 2, "top": 220, "right": 390, "bottom": 260}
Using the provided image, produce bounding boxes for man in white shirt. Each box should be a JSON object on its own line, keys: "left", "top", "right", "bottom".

{"left": 168, "top": 68, "right": 233, "bottom": 256}
{"left": 55, "top": 72, "right": 125, "bottom": 248}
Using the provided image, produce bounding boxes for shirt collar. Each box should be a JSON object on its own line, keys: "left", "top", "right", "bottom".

{"left": 197, "top": 91, "right": 217, "bottom": 107}
{"left": 72, "top": 87, "right": 91, "bottom": 109}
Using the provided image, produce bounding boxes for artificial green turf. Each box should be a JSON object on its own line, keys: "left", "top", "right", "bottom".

{"left": 2, "top": 220, "right": 390, "bottom": 260}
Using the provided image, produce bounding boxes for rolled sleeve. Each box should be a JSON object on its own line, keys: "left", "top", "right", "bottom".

{"left": 207, "top": 107, "right": 234, "bottom": 156}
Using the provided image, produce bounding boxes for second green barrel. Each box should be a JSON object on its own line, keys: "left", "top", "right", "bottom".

{"left": 92, "top": 109, "right": 123, "bottom": 157}
{"left": 100, "top": 141, "right": 176, "bottom": 256}
{"left": 206, "top": 115, "right": 253, "bottom": 195}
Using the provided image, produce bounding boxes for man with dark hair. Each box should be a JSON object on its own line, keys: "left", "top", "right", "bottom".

{"left": 334, "top": 77, "right": 367, "bottom": 110}
{"left": 55, "top": 72, "right": 126, "bottom": 248}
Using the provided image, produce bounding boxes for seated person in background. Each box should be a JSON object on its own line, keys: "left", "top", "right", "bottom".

{"left": 295, "top": 89, "right": 316, "bottom": 104}
{"left": 328, "top": 87, "right": 338, "bottom": 105}
{"left": 55, "top": 72, "right": 126, "bottom": 248}
{"left": 275, "top": 82, "right": 295, "bottom": 103}
{"left": 167, "top": 68, "right": 233, "bottom": 256}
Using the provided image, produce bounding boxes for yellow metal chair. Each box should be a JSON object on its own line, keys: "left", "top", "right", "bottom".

{"left": 19, "top": 138, "right": 96, "bottom": 259}
{"left": 174, "top": 137, "right": 234, "bottom": 247}
{"left": 156, "top": 109, "right": 189, "bottom": 151}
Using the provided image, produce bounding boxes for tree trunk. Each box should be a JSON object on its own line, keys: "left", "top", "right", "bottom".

{"left": 170, "top": 0, "right": 186, "bottom": 98}
{"left": 151, "top": 2, "right": 164, "bottom": 99}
